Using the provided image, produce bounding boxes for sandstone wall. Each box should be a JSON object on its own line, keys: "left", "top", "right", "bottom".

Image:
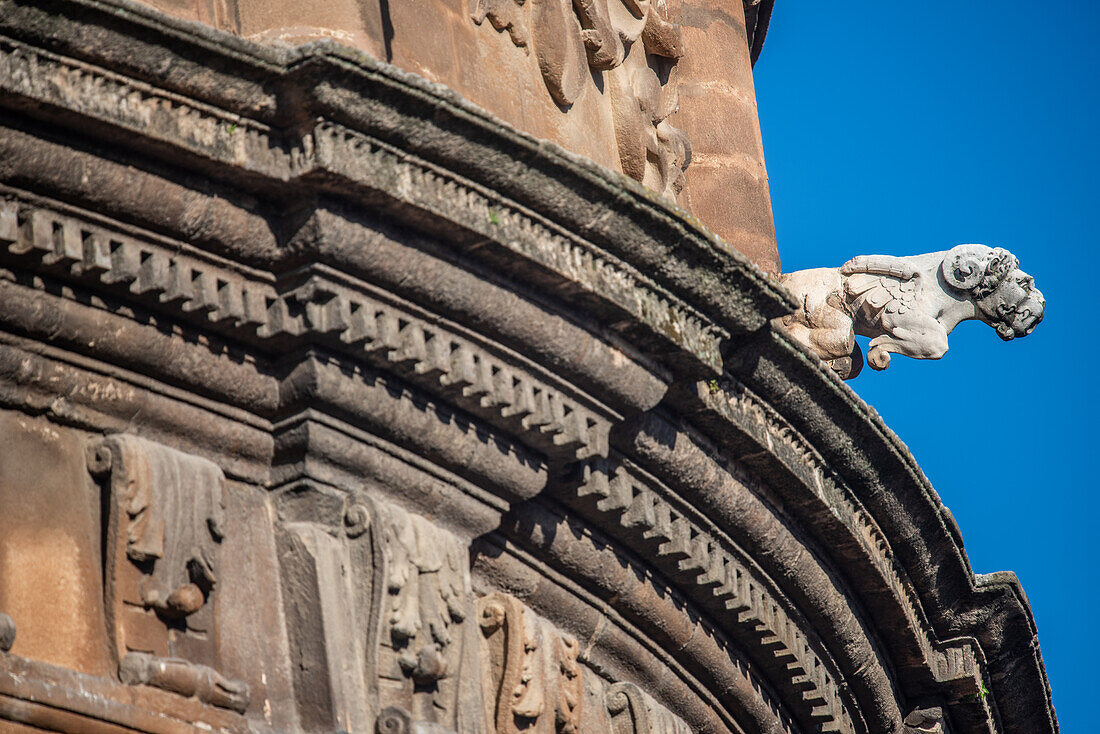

{"left": 118, "top": 0, "right": 781, "bottom": 273}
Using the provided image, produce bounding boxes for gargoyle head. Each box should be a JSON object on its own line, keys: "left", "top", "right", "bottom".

{"left": 940, "top": 245, "right": 1045, "bottom": 340}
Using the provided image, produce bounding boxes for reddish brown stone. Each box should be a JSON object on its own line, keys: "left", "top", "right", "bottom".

{"left": 0, "top": 415, "right": 111, "bottom": 677}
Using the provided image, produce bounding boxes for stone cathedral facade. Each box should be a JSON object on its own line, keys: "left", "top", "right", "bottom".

{"left": 0, "top": 1, "right": 1057, "bottom": 734}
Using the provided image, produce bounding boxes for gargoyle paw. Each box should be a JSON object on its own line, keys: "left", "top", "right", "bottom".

{"left": 867, "top": 346, "right": 891, "bottom": 371}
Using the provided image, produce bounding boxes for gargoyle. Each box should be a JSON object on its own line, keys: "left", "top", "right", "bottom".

{"left": 779, "top": 245, "right": 1044, "bottom": 379}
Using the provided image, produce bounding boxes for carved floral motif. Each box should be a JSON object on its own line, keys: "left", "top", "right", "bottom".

{"left": 381, "top": 506, "right": 470, "bottom": 683}
{"left": 472, "top": 0, "right": 691, "bottom": 199}
{"left": 373, "top": 502, "right": 484, "bottom": 732}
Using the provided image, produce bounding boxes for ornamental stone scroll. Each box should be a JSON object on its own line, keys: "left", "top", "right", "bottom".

{"left": 477, "top": 593, "right": 582, "bottom": 734}
{"left": 778, "top": 245, "right": 1045, "bottom": 379}
{"left": 275, "top": 489, "right": 485, "bottom": 733}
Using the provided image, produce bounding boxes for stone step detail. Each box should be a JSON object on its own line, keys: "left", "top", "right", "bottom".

{"left": 0, "top": 198, "right": 610, "bottom": 461}
{"left": 565, "top": 457, "right": 855, "bottom": 734}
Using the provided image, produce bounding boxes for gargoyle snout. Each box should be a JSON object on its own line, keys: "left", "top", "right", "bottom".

{"left": 1010, "top": 289, "right": 1045, "bottom": 338}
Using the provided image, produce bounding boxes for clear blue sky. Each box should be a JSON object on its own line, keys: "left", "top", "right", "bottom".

{"left": 752, "top": 2, "right": 1098, "bottom": 731}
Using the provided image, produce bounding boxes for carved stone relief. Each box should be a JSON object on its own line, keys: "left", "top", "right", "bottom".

{"left": 605, "top": 682, "right": 691, "bottom": 734}
{"left": 903, "top": 706, "right": 947, "bottom": 734}
{"left": 86, "top": 434, "right": 249, "bottom": 712}
{"left": 779, "top": 245, "right": 1045, "bottom": 378}
{"left": 119, "top": 652, "right": 249, "bottom": 713}
{"left": 377, "top": 704, "right": 461, "bottom": 734}
{"left": 476, "top": 592, "right": 690, "bottom": 734}
{"left": 275, "top": 487, "right": 484, "bottom": 733}
{"left": 477, "top": 593, "right": 582, "bottom": 734}
{"left": 375, "top": 500, "right": 484, "bottom": 734}
{"left": 0, "top": 613, "right": 14, "bottom": 652}
{"left": 472, "top": 0, "right": 691, "bottom": 199}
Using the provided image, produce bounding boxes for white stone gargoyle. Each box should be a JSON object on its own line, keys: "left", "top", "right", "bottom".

{"left": 779, "top": 245, "right": 1045, "bottom": 379}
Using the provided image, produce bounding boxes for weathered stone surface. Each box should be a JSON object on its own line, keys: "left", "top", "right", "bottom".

{"left": 0, "top": 3, "right": 1056, "bottom": 734}
{"left": 675, "top": 0, "right": 780, "bottom": 274}
{"left": 0, "top": 414, "right": 112, "bottom": 678}
{"left": 36, "top": 0, "right": 779, "bottom": 270}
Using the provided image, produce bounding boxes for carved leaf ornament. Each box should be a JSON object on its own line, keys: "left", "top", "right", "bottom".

{"left": 381, "top": 507, "right": 470, "bottom": 683}
{"left": 473, "top": 0, "right": 691, "bottom": 199}
{"left": 477, "top": 593, "right": 583, "bottom": 734}
{"left": 606, "top": 682, "right": 691, "bottom": 734}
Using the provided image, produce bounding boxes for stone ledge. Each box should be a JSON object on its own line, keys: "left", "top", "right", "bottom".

{"left": 722, "top": 326, "right": 1058, "bottom": 734}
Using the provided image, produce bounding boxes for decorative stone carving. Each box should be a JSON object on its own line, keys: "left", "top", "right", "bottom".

{"left": 0, "top": 197, "right": 615, "bottom": 461}
{"left": 119, "top": 652, "right": 250, "bottom": 713}
{"left": 903, "top": 706, "right": 946, "bottom": 734}
{"left": 87, "top": 435, "right": 248, "bottom": 710}
{"left": 476, "top": 593, "right": 582, "bottom": 734}
{"left": 0, "top": 4, "right": 1061, "bottom": 732}
{"left": 605, "top": 682, "right": 691, "bottom": 734}
{"left": 373, "top": 500, "right": 487, "bottom": 731}
{"left": 275, "top": 488, "right": 484, "bottom": 732}
{"left": 472, "top": 0, "right": 691, "bottom": 199}
{"left": 568, "top": 457, "right": 850, "bottom": 730}
{"left": 0, "top": 613, "right": 14, "bottom": 652}
{"left": 471, "top": 0, "right": 529, "bottom": 49}
{"left": 87, "top": 435, "right": 225, "bottom": 642}
{"left": 376, "top": 705, "right": 460, "bottom": 734}
{"left": 779, "top": 245, "right": 1045, "bottom": 378}
{"left": 378, "top": 505, "right": 473, "bottom": 687}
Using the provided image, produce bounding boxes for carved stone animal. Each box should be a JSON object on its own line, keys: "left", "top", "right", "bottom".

{"left": 779, "top": 245, "right": 1044, "bottom": 379}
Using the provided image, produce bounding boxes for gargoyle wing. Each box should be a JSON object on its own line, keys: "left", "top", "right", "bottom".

{"left": 845, "top": 272, "right": 919, "bottom": 317}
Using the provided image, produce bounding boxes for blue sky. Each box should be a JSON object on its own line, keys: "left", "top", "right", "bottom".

{"left": 752, "top": 2, "right": 1098, "bottom": 731}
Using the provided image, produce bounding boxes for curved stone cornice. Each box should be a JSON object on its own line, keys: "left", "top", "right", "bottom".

{"left": 722, "top": 328, "right": 1057, "bottom": 734}
{"left": 0, "top": 0, "right": 794, "bottom": 375}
